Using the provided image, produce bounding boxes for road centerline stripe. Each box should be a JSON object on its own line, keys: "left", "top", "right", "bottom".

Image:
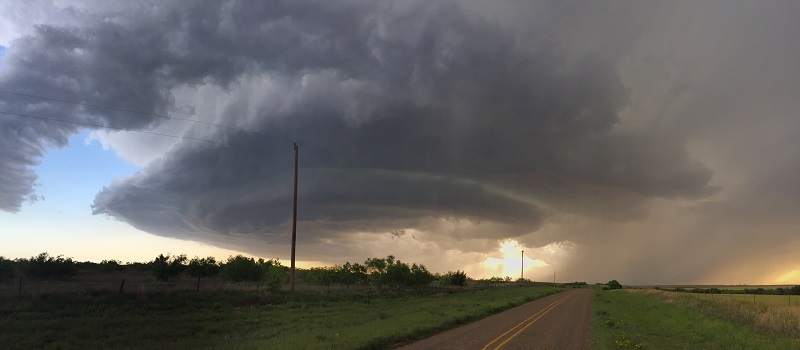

{"left": 481, "top": 291, "right": 576, "bottom": 350}
{"left": 492, "top": 291, "right": 576, "bottom": 349}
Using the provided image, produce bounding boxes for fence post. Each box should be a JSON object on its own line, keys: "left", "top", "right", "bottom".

{"left": 118, "top": 278, "right": 125, "bottom": 294}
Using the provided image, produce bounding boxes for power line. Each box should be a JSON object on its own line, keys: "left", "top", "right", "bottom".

{"left": 0, "top": 110, "right": 230, "bottom": 147}
{"left": 0, "top": 89, "right": 294, "bottom": 144}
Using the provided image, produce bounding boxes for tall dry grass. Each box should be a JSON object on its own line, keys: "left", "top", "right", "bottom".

{"left": 632, "top": 288, "right": 800, "bottom": 338}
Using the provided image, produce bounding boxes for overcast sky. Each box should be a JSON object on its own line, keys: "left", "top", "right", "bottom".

{"left": 1, "top": 0, "right": 799, "bottom": 284}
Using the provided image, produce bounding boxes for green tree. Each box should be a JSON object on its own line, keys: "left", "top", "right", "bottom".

{"left": 341, "top": 262, "right": 367, "bottom": 288}
{"left": 186, "top": 256, "right": 219, "bottom": 291}
{"left": 220, "top": 255, "right": 262, "bottom": 282}
{"left": 152, "top": 254, "right": 187, "bottom": 281}
{"left": 306, "top": 266, "right": 339, "bottom": 291}
{"left": 365, "top": 256, "right": 391, "bottom": 289}
{"left": 408, "top": 263, "right": 435, "bottom": 288}
{"left": 186, "top": 256, "right": 220, "bottom": 278}
{"left": 607, "top": 280, "right": 623, "bottom": 290}
{"left": 220, "top": 255, "right": 286, "bottom": 290}
{"left": 20, "top": 252, "right": 79, "bottom": 279}
{"left": 99, "top": 259, "right": 123, "bottom": 272}
{"left": 0, "top": 256, "right": 15, "bottom": 281}
{"left": 385, "top": 258, "right": 411, "bottom": 288}
{"left": 442, "top": 270, "right": 467, "bottom": 287}
{"left": 259, "top": 258, "right": 287, "bottom": 291}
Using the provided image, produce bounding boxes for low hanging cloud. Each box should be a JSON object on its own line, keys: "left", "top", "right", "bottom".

{"left": 4, "top": 0, "right": 798, "bottom": 283}
{"left": 71, "top": 2, "right": 713, "bottom": 250}
{"left": 3, "top": 0, "right": 711, "bottom": 262}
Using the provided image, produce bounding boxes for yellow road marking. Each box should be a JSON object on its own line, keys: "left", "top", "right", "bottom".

{"left": 482, "top": 291, "right": 577, "bottom": 350}
{"left": 481, "top": 292, "right": 574, "bottom": 350}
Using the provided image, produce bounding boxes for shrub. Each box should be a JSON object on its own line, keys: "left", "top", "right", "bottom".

{"left": 408, "top": 263, "right": 436, "bottom": 288}
{"left": 486, "top": 277, "right": 506, "bottom": 284}
{"left": 565, "top": 281, "right": 588, "bottom": 288}
{"left": 99, "top": 259, "right": 123, "bottom": 272}
{"left": 340, "top": 262, "right": 367, "bottom": 287}
{"left": 386, "top": 259, "right": 412, "bottom": 287}
{"left": 152, "top": 254, "right": 187, "bottom": 281}
{"left": 607, "top": 280, "right": 623, "bottom": 290}
{"left": 364, "top": 256, "right": 391, "bottom": 289}
{"left": 128, "top": 262, "right": 152, "bottom": 272}
{"left": 305, "top": 266, "right": 340, "bottom": 289}
{"left": 19, "top": 252, "right": 79, "bottom": 279}
{"left": 361, "top": 256, "right": 436, "bottom": 289}
{"left": 260, "top": 259, "right": 288, "bottom": 291}
{"left": 438, "top": 273, "right": 451, "bottom": 287}
{"left": 220, "top": 255, "right": 263, "bottom": 282}
{"left": 220, "top": 255, "right": 286, "bottom": 289}
{"left": 0, "top": 256, "right": 15, "bottom": 280}
{"left": 443, "top": 270, "right": 467, "bottom": 287}
{"left": 186, "top": 256, "right": 220, "bottom": 278}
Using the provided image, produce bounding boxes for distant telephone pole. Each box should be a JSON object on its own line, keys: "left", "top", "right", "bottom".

{"left": 521, "top": 250, "right": 524, "bottom": 280}
{"left": 290, "top": 143, "right": 299, "bottom": 292}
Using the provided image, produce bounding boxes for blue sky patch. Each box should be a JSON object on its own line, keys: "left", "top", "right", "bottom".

{"left": 33, "top": 131, "right": 140, "bottom": 214}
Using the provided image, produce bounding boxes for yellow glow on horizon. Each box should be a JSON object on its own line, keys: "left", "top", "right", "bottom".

{"left": 775, "top": 269, "right": 800, "bottom": 285}
{"left": 481, "top": 239, "right": 548, "bottom": 279}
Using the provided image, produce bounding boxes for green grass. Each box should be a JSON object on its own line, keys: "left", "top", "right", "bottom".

{"left": 1, "top": 285, "right": 562, "bottom": 349}
{"left": 591, "top": 289, "right": 800, "bottom": 349}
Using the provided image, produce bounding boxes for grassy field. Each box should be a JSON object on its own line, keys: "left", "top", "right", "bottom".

{"left": 688, "top": 292, "right": 800, "bottom": 307}
{"left": 591, "top": 288, "right": 800, "bottom": 349}
{"left": 651, "top": 285, "right": 794, "bottom": 290}
{"left": 0, "top": 270, "right": 283, "bottom": 296}
{"left": 1, "top": 285, "right": 562, "bottom": 349}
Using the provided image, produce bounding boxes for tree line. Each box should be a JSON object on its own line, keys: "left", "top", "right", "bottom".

{"left": 664, "top": 286, "right": 800, "bottom": 295}
{"left": 298, "top": 255, "right": 468, "bottom": 290}
{"left": 0, "top": 253, "right": 470, "bottom": 291}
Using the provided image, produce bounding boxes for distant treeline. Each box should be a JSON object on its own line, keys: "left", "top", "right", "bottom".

{"left": 0, "top": 253, "right": 477, "bottom": 291}
{"left": 1, "top": 252, "right": 586, "bottom": 291}
{"left": 659, "top": 286, "right": 800, "bottom": 295}
{"left": 299, "top": 255, "right": 457, "bottom": 290}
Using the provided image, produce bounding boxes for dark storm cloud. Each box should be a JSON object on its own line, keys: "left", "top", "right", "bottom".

{"left": 85, "top": 0, "right": 713, "bottom": 255}
{"left": 2, "top": 1, "right": 721, "bottom": 268}
{"left": 0, "top": 5, "right": 185, "bottom": 211}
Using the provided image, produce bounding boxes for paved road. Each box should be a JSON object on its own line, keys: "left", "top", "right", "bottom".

{"left": 397, "top": 288, "right": 592, "bottom": 350}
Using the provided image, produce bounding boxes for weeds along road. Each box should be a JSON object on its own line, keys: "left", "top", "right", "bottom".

{"left": 397, "top": 288, "right": 591, "bottom": 350}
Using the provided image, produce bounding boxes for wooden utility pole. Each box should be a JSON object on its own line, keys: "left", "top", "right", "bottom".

{"left": 290, "top": 143, "right": 299, "bottom": 292}
{"left": 521, "top": 250, "right": 524, "bottom": 280}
